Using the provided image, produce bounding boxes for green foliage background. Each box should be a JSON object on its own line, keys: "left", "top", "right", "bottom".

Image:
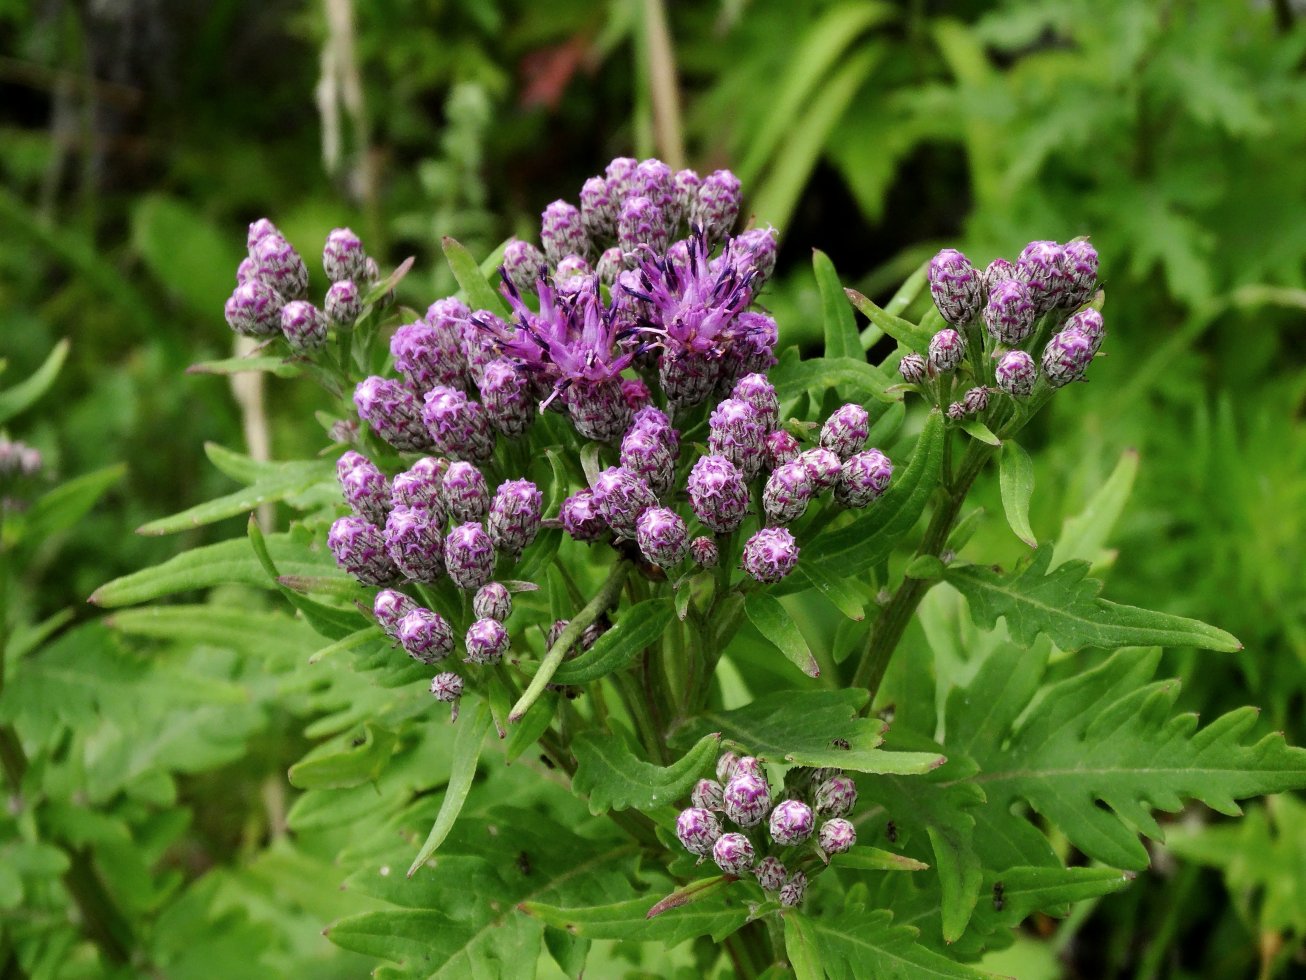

{"left": 1, "top": 0, "right": 1304, "bottom": 976}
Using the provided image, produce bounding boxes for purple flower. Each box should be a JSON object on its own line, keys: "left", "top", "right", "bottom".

{"left": 280, "top": 300, "right": 327, "bottom": 353}
{"left": 503, "top": 238, "right": 547, "bottom": 293}
{"left": 422, "top": 386, "right": 494, "bottom": 463}
{"left": 580, "top": 176, "right": 618, "bottom": 240}
{"left": 763, "top": 461, "right": 813, "bottom": 526}
{"left": 631, "top": 406, "right": 680, "bottom": 454}
{"left": 604, "top": 157, "right": 639, "bottom": 199}
{"left": 687, "top": 455, "right": 748, "bottom": 534}
{"left": 722, "top": 771, "right": 771, "bottom": 828}
{"left": 995, "top": 350, "right": 1038, "bottom": 397}
{"left": 769, "top": 799, "right": 815, "bottom": 846}
{"left": 819, "top": 818, "right": 857, "bottom": 854}
{"left": 836, "top": 449, "right": 893, "bottom": 508}
{"left": 398, "top": 608, "right": 454, "bottom": 665}
{"left": 712, "top": 833, "right": 756, "bottom": 875}
{"left": 541, "top": 200, "right": 588, "bottom": 265}
{"left": 928, "top": 248, "right": 982, "bottom": 326}
{"left": 732, "top": 310, "right": 779, "bottom": 378}
{"left": 733, "top": 756, "right": 765, "bottom": 779}
{"left": 560, "top": 490, "right": 607, "bottom": 542}
{"left": 734, "top": 227, "right": 779, "bottom": 284}
{"left": 620, "top": 427, "right": 675, "bottom": 497}
{"left": 488, "top": 479, "right": 542, "bottom": 557}
{"left": 591, "top": 466, "right": 657, "bottom": 539}
{"left": 984, "top": 256, "right": 1016, "bottom": 291}
{"left": 478, "top": 358, "right": 534, "bottom": 439}
{"left": 385, "top": 506, "right": 445, "bottom": 583}
{"left": 1066, "top": 307, "right": 1105, "bottom": 352}
{"left": 636, "top": 506, "right": 688, "bottom": 567}
{"left": 339, "top": 452, "right": 391, "bottom": 526}
{"left": 814, "top": 774, "right": 858, "bottom": 817}
{"left": 947, "top": 402, "right": 967, "bottom": 421}
{"left": 443, "top": 461, "right": 491, "bottom": 523}
{"left": 731, "top": 373, "right": 779, "bottom": 431}
{"left": 898, "top": 352, "right": 928, "bottom": 385}
{"left": 765, "top": 429, "right": 801, "bottom": 469}
{"left": 354, "top": 377, "right": 433, "bottom": 452}
{"left": 659, "top": 350, "right": 718, "bottom": 409}
{"left": 251, "top": 232, "right": 309, "bottom": 300}
{"left": 753, "top": 856, "right": 787, "bottom": 892}
{"left": 554, "top": 253, "right": 592, "bottom": 287}
{"left": 373, "top": 589, "right": 416, "bottom": 638}
{"left": 708, "top": 398, "right": 766, "bottom": 479}
{"left": 984, "top": 278, "right": 1037, "bottom": 345}
{"left": 564, "top": 378, "right": 633, "bottom": 444}
{"left": 778, "top": 871, "right": 808, "bottom": 908}
{"left": 323, "top": 227, "right": 367, "bottom": 283}
{"left": 1042, "top": 327, "right": 1094, "bottom": 387}
{"left": 430, "top": 671, "right": 464, "bottom": 722}
{"left": 741, "top": 527, "right": 799, "bottom": 584}
{"left": 392, "top": 320, "right": 467, "bottom": 394}
{"left": 820, "top": 404, "right": 870, "bottom": 460}
{"left": 694, "top": 169, "right": 742, "bottom": 244}
{"left": 1061, "top": 239, "right": 1099, "bottom": 308}
{"left": 618, "top": 195, "right": 669, "bottom": 255}
{"left": 444, "top": 522, "right": 495, "bottom": 591}
{"left": 224, "top": 280, "right": 284, "bottom": 337}
{"left": 325, "top": 280, "right": 362, "bottom": 325}
{"left": 691, "top": 778, "right": 724, "bottom": 811}
{"left": 246, "top": 217, "right": 279, "bottom": 253}
{"left": 962, "top": 386, "right": 990, "bottom": 415}
{"left": 473, "top": 582, "right": 512, "bottom": 622}
{"left": 461, "top": 311, "right": 505, "bottom": 386}
{"left": 621, "top": 378, "right": 652, "bottom": 412}
{"left": 672, "top": 168, "right": 701, "bottom": 225}
{"left": 797, "top": 448, "right": 842, "bottom": 493}
{"left": 596, "top": 247, "right": 625, "bottom": 286}
{"left": 392, "top": 457, "right": 446, "bottom": 517}
{"left": 236, "top": 256, "right": 257, "bottom": 285}
{"left": 634, "top": 158, "right": 676, "bottom": 216}
{"left": 690, "top": 536, "right": 719, "bottom": 569}
{"left": 328, "top": 516, "right": 397, "bottom": 586}
{"left": 928, "top": 328, "right": 967, "bottom": 373}
{"left": 716, "top": 752, "right": 741, "bottom": 783}
{"left": 1016, "top": 240, "right": 1068, "bottom": 313}
{"left": 675, "top": 807, "right": 722, "bottom": 857}
{"left": 464, "top": 617, "right": 509, "bottom": 665}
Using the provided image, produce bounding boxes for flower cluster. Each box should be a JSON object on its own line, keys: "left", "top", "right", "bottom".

{"left": 904, "top": 239, "right": 1103, "bottom": 421}
{"left": 0, "top": 436, "right": 43, "bottom": 509}
{"left": 675, "top": 750, "right": 862, "bottom": 907}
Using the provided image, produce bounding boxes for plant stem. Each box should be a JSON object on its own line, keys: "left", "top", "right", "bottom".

{"left": 640, "top": 0, "right": 686, "bottom": 168}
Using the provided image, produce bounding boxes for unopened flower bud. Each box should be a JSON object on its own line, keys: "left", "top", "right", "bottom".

{"left": 246, "top": 217, "right": 279, "bottom": 253}
{"left": 708, "top": 398, "right": 766, "bottom": 479}
{"left": 251, "top": 232, "right": 309, "bottom": 300}
{"left": 620, "top": 426, "right": 676, "bottom": 497}
{"left": 620, "top": 378, "right": 651, "bottom": 412}
{"left": 928, "top": 249, "right": 982, "bottom": 326}
{"left": 947, "top": 402, "right": 967, "bottom": 421}
{"left": 734, "top": 756, "right": 765, "bottom": 779}
{"left": 690, "top": 536, "right": 719, "bottom": 569}
{"left": 636, "top": 506, "right": 688, "bottom": 567}
{"left": 691, "top": 778, "right": 725, "bottom": 811}
{"left": 631, "top": 406, "right": 679, "bottom": 455}
{"left": 444, "top": 522, "right": 495, "bottom": 591}
{"left": 596, "top": 246, "right": 625, "bottom": 285}
{"left": 385, "top": 506, "right": 445, "bottom": 583}
{"left": 373, "top": 589, "right": 416, "bottom": 638}
{"left": 1016, "top": 240, "right": 1068, "bottom": 313}
{"left": 472, "top": 582, "right": 512, "bottom": 623}
{"left": 1066, "top": 307, "right": 1104, "bottom": 352}
{"left": 672, "top": 168, "right": 701, "bottom": 225}
{"left": 604, "top": 156, "right": 639, "bottom": 197}
{"left": 763, "top": 461, "right": 813, "bottom": 525}
{"left": 554, "top": 253, "right": 592, "bottom": 287}
{"left": 797, "top": 448, "right": 842, "bottom": 493}
{"left": 280, "top": 300, "right": 327, "bottom": 353}
{"left": 820, "top": 404, "right": 870, "bottom": 460}
{"left": 325, "top": 280, "right": 362, "bottom": 325}
{"left": 392, "top": 457, "right": 445, "bottom": 517}
{"left": 712, "top": 833, "right": 756, "bottom": 875}
{"left": 659, "top": 350, "right": 718, "bottom": 409}
{"left": 984, "top": 257, "right": 1016, "bottom": 291}
{"left": 732, "top": 373, "right": 779, "bottom": 431}
{"left": 984, "top": 278, "right": 1037, "bottom": 345}
{"left": 716, "top": 752, "right": 740, "bottom": 783}
{"left": 328, "top": 516, "right": 397, "bottom": 585}
{"left": 236, "top": 256, "right": 257, "bottom": 285}
{"left": 995, "top": 350, "right": 1038, "bottom": 397}
{"left": 765, "top": 429, "right": 801, "bottom": 469}
{"left": 591, "top": 466, "right": 657, "bottom": 539}
{"left": 541, "top": 200, "right": 588, "bottom": 265}
{"left": 560, "top": 490, "right": 607, "bottom": 542}
{"left": 928, "top": 328, "right": 967, "bottom": 373}
{"left": 769, "top": 799, "right": 815, "bottom": 846}
{"left": 323, "top": 227, "right": 367, "bottom": 283}
{"left": 814, "top": 774, "right": 858, "bottom": 817}
{"left": 354, "top": 377, "right": 433, "bottom": 452}
{"left": 398, "top": 608, "right": 454, "bottom": 664}
{"left": 836, "top": 449, "right": 893, "bottom": 508}
{"left": 723, "top": 771, "right": 771, "bottom": 828}
{"left": 503, "top": 238, "right": 547, "bottom": 293}
{"left": 634, "top": 158, "right": 676, "bottom": 216}
{"left": 464, "top": 617, "right": 508, "bottom": 665}
{"left": 564, "top": 379, "right": 632, "bottom": 444}
{"left": 339, "top": 452, "right": 390, "bottom": 525}
{"left": 962, "top": 386, "right": 989, "bottom": 415}
{"left": 1060, "top": 240, "right": 1099, "bottom": 309}
{"left": 778, "top": 871, "right": 808, "bottom": 907}
{"left": 488, "top": 478, "right": 543, "bottom": 557}
{"left": 443, "top": 461, "right": 490, "bottom": 523}
{"left": 898, "top": 352, "right": 928, "bottom": 385}
{"left": 819, "top": 818, "right": 857, "bottom": 854}
{"left": 224, "top": 280, "right": 285, "bottom": 337}
{"left": 430, "top": 671, "right": 464, "bottom": 721}
{"left": 422, "top": 386, "right": 494, "bottom": 463}
{"left": 694, "top": 169, "right": 742, "bottom": 244}
{"left": 392, "top": 321, "right": 466, "bottom": 393}
{"left": 618, "top": 195, "right": 669, "bottom": 255}
{"left": 741, "top": 527, "right": 799, "bottom": 585}
{"left": 688, "top": 455, "right": 749, "bottom": 534}
{"left": 580, "top": 176, "right": 618, "bottom": 240}
{"left": 676, "top": 807, "right": 722, "bottom": 857}
{"left": 1042, "top": 327, "right": 1094, "bottom": 387}
{"left": 753, "top": 856, "right": 787, "bottom": 892}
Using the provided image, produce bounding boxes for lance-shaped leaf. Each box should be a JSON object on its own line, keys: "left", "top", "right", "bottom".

{"left": 551, "top": 597, "right": 675, "bottom": 685}
{"left": 522, "top": 888, "right": 750, "bottom": 947}
{"left": 407, "top": 700, "right": 491, "bottom": 874}
{"left": 769, "top": 347, "right": 895, "bottom": 405}
{"left": 442, "top": 236, "right": 509, "bottom": 317}
{"left": 675, "top": 690, "right": 943, "bottom": 774}
{"left": 845, "top": 288, "right": 934, "bottom": 353}
{"left": 571, "top": 732, "right": 720, "bottom": 814}
{"left": 137, "top": 459, "right": 333, "bottom": 535}
{"left": 18, "top": 464, "right": 125, "bottom": 543}
{"left": 288, "top": 723, "right": 398, "bottom": 790}
{"left": 745, "top": 592, "right": 820, "bottom": 677}
{"left": 997, "top": 440, "right": 1036, "bottom": 547}
{"left": 783, "top": 906, "right": 992, "bottom": 979}
{"left": 0, "top": 338, "right": 68, "bottom": 424}
{"left": 815, "top": 249, "right": 861, "bottom": 359}
{"left": 944, "top": 546, "right": 1241, "bottom": 652}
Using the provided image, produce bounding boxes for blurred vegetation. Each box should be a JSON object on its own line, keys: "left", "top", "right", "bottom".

{"left": 1, "top": 0, "right": 1303, "bottom": 975}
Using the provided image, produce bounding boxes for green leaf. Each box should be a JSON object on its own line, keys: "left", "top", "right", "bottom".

{"left": 845, "top": 288, "right": 934, "bottom": 353}
{"left": 288, "top": 723, "right": 398, "bottom": 790}
{"left": 1054, "top": 448, "right": 1139, "bottom": 570}
{"left": 831, "top": 846, "right": 929, "bottom": 873}
{"left": 0, "top": 338, "right": 69, "bottom": 424}
{"left": 247, "top": 518, "right": 366, "bottom": 639}
{"left": 132, "top": 194, "right": 242, "bottom": 315}
{"left": 107, "top": 604, "right": 318, "bottom": 654}
{"left": 442, "top": 236, "right": 509, "bottom": 317}
{"left": 18, "top": 464, "right": 125, "bottom": 542}
{"left": 784, "top": 907, "right": 991, "bottom": 979}
{"left": 676, "top": 690, "right": 943, "bottom": 774}
{"left": 137, "top": 460, "right": 333, "bottom": 535}
{"left": 361, "top": 255, "right": 415, "bottom": 306}
{"left": 551, "top": 597, "right": 675, "bottom": 685}
{"left": 795, "top": 564, "right": 865, "bottom": 621}
{"left": 958, "top": 419, "right": 1000, "bottom": 447}
{"left": 407, "top": 700, "right": 491, "bottom": 875}
{"left": 769, "top": 348, "right": 895, "bottom": 405}
{"left": 523, "top": 888, "right": 750, "bottom": 946}
{"left": 804, "top": 411, "right": 946, "bottom": 576}
{"left": 572, "top": 732, "right": 720, "bottom": 814}
{"left": 504, "top": 691, "right": 558, "bottom": 764}
{"left": 745, "top": 592, "right": 820, "bottom": 677}
{"left": 998, "top": 441, "right": 1036, "bottom": 548}
{"left": 815, "top": 250, "right": 861, "bottom": 359}
{"left": 945, "top": 546, "right": 1242, "bottom": 652}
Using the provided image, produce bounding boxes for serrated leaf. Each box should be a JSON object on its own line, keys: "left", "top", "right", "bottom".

{"left": 998, "top": 440, "right": 1036, "bottom": 548}
{"left": 0, "top": 338, "right": 68, "bottom": 424}
{"left": 804, "top": 411, "right": 945, "bottom": 576}
{"left": 407, "top": 700, "right": 491, "bottom": 873}
{"left": 845, "top": 288, "right": 934, "bottom": 353}
{"left": 523, "top": 889, "right": 750, "bottom": 947}
{"left": 137, "top": 460, "right": 333, "bottom": 535}
{"left": 784, "top": 907, "right": 992, "bottom": 979}
{"left": 945, "top": 546, "right": 1242, "bottom": 652}
{"left": 572, "top": 732, "right": 720, "bottom": 814}
{"left": 248, "top": 518, "right": 366, "bottom": 639}
{"left": 676, "top": 690, "right": 942, "bottom": 774}
{"left": 745, "top": 592, "right": 820, "bottom": 677}
{"left": 288, "top": 723, "right": 398, "bottom": 790}
{"left": 551, "top": 597, "right": 675, "bottom": 685}
{"left": 107, "top": 604, "right": 318, "bottom": 654}
{"left": 442, "top": 236, "right": 509, "bottom": 317}
{"left": 815, "top": 249, "right": 861, "bottom": 359}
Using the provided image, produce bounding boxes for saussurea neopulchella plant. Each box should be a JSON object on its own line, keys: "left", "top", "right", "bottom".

{"left": 92, "top": 158, "right": 1306, "bottom": 977}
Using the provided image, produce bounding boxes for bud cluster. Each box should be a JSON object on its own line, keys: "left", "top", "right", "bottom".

{"left": 674, "top": 750, "right": 864, "bottom": 907}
